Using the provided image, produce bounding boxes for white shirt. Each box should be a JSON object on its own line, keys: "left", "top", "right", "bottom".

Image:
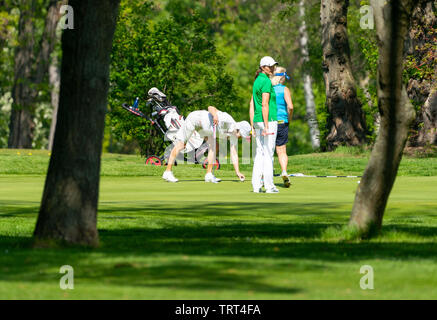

{"left": 186, "top": 110, "right": 236, "bottom": 138}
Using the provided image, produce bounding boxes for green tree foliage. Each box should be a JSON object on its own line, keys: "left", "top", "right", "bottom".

{"left": 1, "top": 0, "right": 433, "bottom": 154}
{"left": 404, "top": 2, "right": 436, "bottom": 145}
{"left": 0, "top": 4, "right": 18, "bottom": 148}
{"left": 347, "top": 0, "right": 379, "bottom": 142}
{"left": 0, "top": 1, "right": 59, "bottom": 149}
{"left": 108, "top": 0, "right": 238, "bottom": 156}
{"left": 272, "top": 0, "right": 326, "bottom": 152}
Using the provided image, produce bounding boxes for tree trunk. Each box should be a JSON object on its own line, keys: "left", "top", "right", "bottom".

{"left": 320, "top": 0, "right": 367, "bottom": 149}
{"left": 8, "top": 0, "right": 64, "bottom": 149}
{"left": 8, "top": 0, "right": 37, "bottom": 148}
{"left": 299, "top": 0, "right": 320, "bottom": 150}
{"left": 48, "top": 54, "right": 60, "bottom": 151}
{"left": 418, "top": 88, "right": 437, "bottom": 145}
{"left": 47, "top": 1, "right": 65, "bottom": 151}
{"left": 406, "top": 1, "right": 437, "bottom": 146}
{"left": 34, "top": 0, "right": 121, "bottom": 246}
{"left": 360, "top": 74, "right": 380, "bottom": 135}
{"left": 349, "top": 0, "right": 417, "bottom": 237}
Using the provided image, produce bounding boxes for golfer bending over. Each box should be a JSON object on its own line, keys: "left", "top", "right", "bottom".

{"left": 163, "top": 106, "right": 251, "bottom": 183}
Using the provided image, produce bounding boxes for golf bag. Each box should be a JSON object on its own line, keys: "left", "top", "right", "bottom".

{"left": 121, "top": 87, "right": 220, "bottom": 169}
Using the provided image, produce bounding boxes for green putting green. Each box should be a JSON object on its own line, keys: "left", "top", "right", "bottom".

{"left": 0, "top": 150, "right": 437, "bottom": 299}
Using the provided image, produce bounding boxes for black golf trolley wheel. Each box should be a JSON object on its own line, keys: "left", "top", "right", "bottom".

{"left": 202, "top": 158, "right": 220, "bottom": 170}
{"left": 145, "top": 155, "right": 163, "bottom": 166}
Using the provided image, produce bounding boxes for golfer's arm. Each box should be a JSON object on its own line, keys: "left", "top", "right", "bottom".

{"left": 249, "top": 96, "right": 255, "bottom": 129}
{"left": 208, "top": 106, "right": 218, "bottom": 117}
{"left": 284, "top": 87, "right": 294, "bottom": 122}
{"left": 262, "top": 92, "right": 270, "bottom": 130}
{"left": 230, "top": 142, "right": 240, "bottom": 174}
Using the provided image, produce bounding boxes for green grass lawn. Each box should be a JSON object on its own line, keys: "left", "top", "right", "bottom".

{"left": 0, "top": 149, "right": 437, "bottom": 299}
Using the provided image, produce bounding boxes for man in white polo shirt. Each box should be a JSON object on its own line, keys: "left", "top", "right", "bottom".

{"left": 163, "top": 106, "right": 251, "bottom": 183}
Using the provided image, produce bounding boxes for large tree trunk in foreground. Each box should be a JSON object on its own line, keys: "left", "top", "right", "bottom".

{"left": 34, "top": 0, "right": 121, "bottom": 246}
{"left": 299, "top": 0, "right": 320, "bottom": 150}
{"left": 349, "top": 0, "right": 417, "bottom": 237}
{"left": 320, "top": 0, "right": 367, "bottom": 149}
{"left": 8, "top": 0, "right": 64, "bottom": 149}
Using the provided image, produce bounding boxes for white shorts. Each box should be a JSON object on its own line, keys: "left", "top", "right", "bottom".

{"left": 175, "top": 111, "right": 214, "bottom": 142}
{"left": 175, "top": 119, "right": 196, "bottom": 143}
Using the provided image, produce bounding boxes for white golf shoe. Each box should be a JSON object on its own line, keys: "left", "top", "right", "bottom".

{"left": 205, "top": 173, "right": 221, "bottom": 183}
{"left": 162, "top": 171, "right": 178, "bottom": 183}
{"left": 266, "top": 187, "right": 279, "bottom": 194}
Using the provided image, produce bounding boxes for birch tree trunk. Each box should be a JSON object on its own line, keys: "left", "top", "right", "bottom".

{"left": 349, "top": 0, "right": 417, "bottom": 237}
{"left": 320, "top": 0, "right": 367, "bottom": 149}
{"left": 48, "top": 53, "right": 60, "bottom": 151}
{"left": 299, "top": 0, "right": 320, "bottom": 150}
{"left": 34, "top": 0, "right": 121, "bottom": 246}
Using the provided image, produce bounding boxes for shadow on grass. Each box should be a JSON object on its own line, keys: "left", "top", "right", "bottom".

{"left": 1, "top": 200, "right": 437, "bottom": 296}
{"left": 0, "top": 200, "right": 40, "bottom": 217}
{"left": 97, "top": 201, "right": 350, "bottom": 218}
{"left": 95, "top": 224, "right": 437, "bottom": 262}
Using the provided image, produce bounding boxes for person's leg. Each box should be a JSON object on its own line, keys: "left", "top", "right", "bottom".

{"left": 275, "top": 123, "right": 286, "bottom": 174}
{"left": 268, "top": 121, "right": 278, "bottom": 161}
{"left": 263, "top": 121, "right": 278, "bottom": 191}
{"left": 205, "top": 137, "right": 215, "bottom": 174}
{"left": 252, "top": 123, "right": 265, "bottom": 191}
{"left": 163, "top": 140, "right": 185, "bottom": 182}
{"left": 262, "top": 133, "right": 275, "bottom": 190}
{"left": 166, "top": 118, "right": 196, "bottom": 172}
{"left": 166, "top": 141, "right": 185, "bottom": 172}
{"left": 204, "top": 136, "right": 222, "bottom": 183}
{"left": 276, "top": 145, "right": 288, "bottom": 174}
{"left": 276, "top": 144, "right": 290, "bottom": 188}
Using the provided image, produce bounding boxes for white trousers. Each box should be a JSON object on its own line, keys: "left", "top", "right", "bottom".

{"left": 252, "top": 121, "right": 278, "bottom": 190}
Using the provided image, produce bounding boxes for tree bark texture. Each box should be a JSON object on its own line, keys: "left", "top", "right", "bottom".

{"left": 405, "top": 1, "right": 437, "bottom": 146}
{"left": 8, "top": 0, "right": 64, "bottom": 149}
{"left": 48, "top": 53, "right": 60, "bottom": 151}
{"left": 349, "top": 0, "right": 417, "bottom": 237}
{"left": 418, "top": 87, "right": 437, "bottom": 145}
{"left": 34, "top": 0, "right": 121, "bottom": 246}
{"left": 320, "top": 0, "right": 367, "bottom": 149}
{"left": 8, "top": 0, "right": 37, "bottom": 148}
{"left": 299, "top": 0, "right": 321, "bottom": 150}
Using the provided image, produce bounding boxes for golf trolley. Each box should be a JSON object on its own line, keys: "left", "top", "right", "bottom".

{"left": 121, "top": 87, "right": 220, "bottom": 170}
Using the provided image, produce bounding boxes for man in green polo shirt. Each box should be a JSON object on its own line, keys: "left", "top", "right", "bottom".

{"left": 249, "top": 56, "right": 279, "bottom": 193}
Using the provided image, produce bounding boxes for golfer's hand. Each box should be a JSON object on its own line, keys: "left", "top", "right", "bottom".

{"left": 236, "top": 172, "right": 245, "bottom": 181}
{"left": 213, "top": 114, "right": 219, "bottom": 126}
{"left": 251, "top": 127, "right": 256, "bottom": 137}
{"left": 262, "top": 128, "right": 269, "bottom": 136}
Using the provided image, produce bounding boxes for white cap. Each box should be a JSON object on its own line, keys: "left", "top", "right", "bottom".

{"left": 260, "top": 56, "right": 278, "bottom": 67}
{"left": 236, "top": 121, "right": 251, "bottom": 138}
